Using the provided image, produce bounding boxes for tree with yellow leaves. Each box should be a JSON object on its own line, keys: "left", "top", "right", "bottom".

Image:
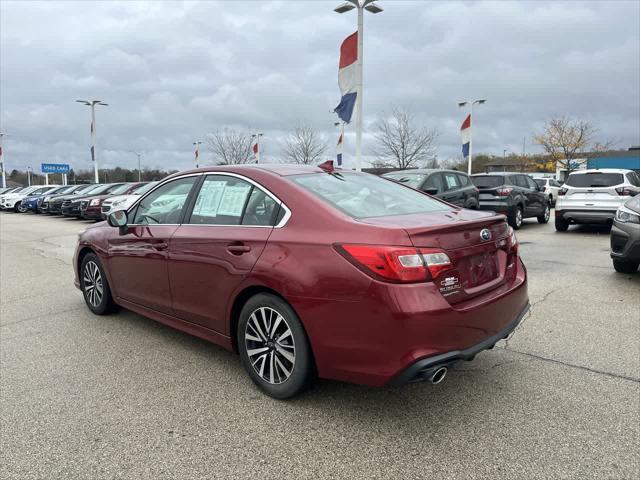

{"left": 534, "top": 116, "right": 595, "bottom": 175}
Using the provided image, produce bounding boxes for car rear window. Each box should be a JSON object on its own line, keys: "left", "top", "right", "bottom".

{"left": 471, "top": 176, "right": 505, "bottom": 188}
{"left": 566, "top": 173, "right": 624, "bottom": 188}
{"left": 534, "top": 179, "right": 546, "bottom": 187}
{"left": 291, "top": 172, "right": 449, "bottom": 219}
{"left": 382, "top": 173, "right": 426, "bottom": 189}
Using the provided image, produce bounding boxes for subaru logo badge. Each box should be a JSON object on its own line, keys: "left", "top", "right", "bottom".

{"left": 480, "top": 229, "right": 492, "bottom": 241}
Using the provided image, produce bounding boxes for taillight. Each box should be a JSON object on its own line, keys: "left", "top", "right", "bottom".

{"left": 615, "top": 187, "right": 637, "bottom": 196}
{"left": 496, "top": 187, "right": 513, "bottom": 196}
{"left": 542, "top": 187, "right": 547, "bottom": 192}
{"left": 558, "top": 187, "right": 568, "bottom": 196}
{"left": 337, "top": 245, "right": 452, "bottom": 283}
{"left": 508, "top": 227, "right": 519, "bottom": 255}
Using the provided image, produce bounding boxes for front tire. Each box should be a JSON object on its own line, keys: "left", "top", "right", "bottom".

{"left": 15, "top": 202, "right": 26, "bottom": 213}
{"left": 80, "top": 253, "right": 117, "bottom": 315}
{"left": 537, "top": 203, "right": 550, "bottom": 224}
{"left": 238, "top": 293, "right": 313, "bottom": 399}
{"left": 613, "top": 259, "right": 639, "bottom": 274}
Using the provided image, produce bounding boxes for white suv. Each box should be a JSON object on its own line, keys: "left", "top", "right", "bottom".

{"left": 533, "top": 178, "right": 563, "bottom": 206}
{"left": 555, "top": 169, "right": 640, "bottom": 231}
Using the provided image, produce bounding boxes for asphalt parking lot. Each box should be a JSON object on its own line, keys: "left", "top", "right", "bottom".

{"left": 1, "top": 212, "right": 639, "bottom": 479}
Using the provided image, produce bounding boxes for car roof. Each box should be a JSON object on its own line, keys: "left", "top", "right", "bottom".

{"left": 472, "top": 172, "right": 523, "bottom": 176}
{"left": 570, "top": 169, "right": 634, "bottom": 174}
{"left": 169, "top": 163, "right": 356, "bottom": 178}
{"left": 383, "top": 169, "right": 464, "bottom": 175}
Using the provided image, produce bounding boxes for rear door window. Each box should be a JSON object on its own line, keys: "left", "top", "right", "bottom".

{"left": 456, "top": 173, "right": 469, "bottom": 187}
{"left": 525, "top": 176, "right": 539, "bottom": 190}
{"left": 514, "top": 176, "right": 529, "bottom": 189}
{"left": 189, "top": 175, "right": 252, "bottom": 225}
{"left": 566, "top": 173, "right": 624, "bottom": 187}
{"left": 626, "top": 172, "right": 640, "bottom": 187}
{"left": 471, "top": 176, "right": 504, "bottom": 188}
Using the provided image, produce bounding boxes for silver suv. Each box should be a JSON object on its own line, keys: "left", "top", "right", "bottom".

{"left": 555, "top": 169, "right": 640, "bottom": 231}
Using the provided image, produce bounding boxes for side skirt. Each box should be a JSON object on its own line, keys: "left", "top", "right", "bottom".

{"left": 116, "top": 297, "right": 234, "bottom": 352}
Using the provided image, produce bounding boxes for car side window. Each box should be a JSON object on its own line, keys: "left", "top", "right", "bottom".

{"left": 189, "top": 175, "right": 252, "bottom": 225}
{"left": 514, "top": 176, "right": 529, "bottom": 189}
{"left": 626, "top": 172, "right": 640, "bottom": 187}
{"left": 443, "top": 173, "right": 460, "bottom": 191}
{"left": 507, "top": 175, "right": 518, "bottom": 186}
{"left": 456, "top": 173, "right": 469, "bottom": 187}
{"left": 423, "top": 173, "right": 444, "bottom": 193}
{"left": 242, "top": 188, "right": 279, "bottom": 226}
{"left": 525, "top": 176, "right": 539, "bottom": 190}
{"left": 132, "top": 177, "right": 197, "bottom": 225}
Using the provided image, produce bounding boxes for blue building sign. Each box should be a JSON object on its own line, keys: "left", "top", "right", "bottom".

{"left": 41, "top": 163, "right": 71, "bottom": 174}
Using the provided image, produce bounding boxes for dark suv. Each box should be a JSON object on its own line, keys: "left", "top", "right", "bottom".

{"left": 471, "top": 173, "right": 550, "bottom": 229}
{"left": 382, "top": 169, "right": 479, "bottom": 209}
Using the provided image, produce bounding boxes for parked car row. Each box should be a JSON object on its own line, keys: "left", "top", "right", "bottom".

{"left": 382, "top": 167, "right": 639, "bottom": 273}
{"left": 0, "top": 181, "right": 155, "bottom": 219}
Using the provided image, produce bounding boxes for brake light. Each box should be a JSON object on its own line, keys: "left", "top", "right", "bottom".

{"left": 337, "top": 245, "right": 452, "bottom": 283}
{"left": 542, "top": 187, "right": 547, "bottom": 192}
{"left": 615, "top": 187, "right": 637, "bottom": 196}
{"left": 508, "top": 227, "right": 519, "bottom": 255}
{"left": 558, "top": 187, "right": 568, "bottom": 196}
{"left": 496, "top": 187, "right": 513, "bottom": 196}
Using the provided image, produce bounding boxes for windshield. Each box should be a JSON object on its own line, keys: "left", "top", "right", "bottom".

{"left": 75, "top": 184, "right": 100, "bottom": 194}
{"left": 133, "top": 182, "right": 156, "bottom": 195}
{"left": 291, "top": 172, "right": 450, "bottom": 219}
{"left": 109, "top": 183, "right": 133, "bottom": 195}
{"left": 566, "top": 172, "right": 624, "bottom": 188}
{"left": 624, "top": 195, "right": 640, "bottom": 214}
{"left": 83, "top": 184, "right": 116, "bottom": 195}
{"left": 471, "top": 176, "right": 505, "bottom": 188}
{"left": 382, "top": 173, "right": 426, "bottom": 189}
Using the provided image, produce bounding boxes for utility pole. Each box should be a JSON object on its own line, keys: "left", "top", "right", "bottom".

{"left": 76, "top": 100, "right": 108, "bottom": 183}
{"left": 251, "top": 133, "right": 264, "bottom": 163}
{"left": 129, "top": 151, "right": 142, "bottom": 181}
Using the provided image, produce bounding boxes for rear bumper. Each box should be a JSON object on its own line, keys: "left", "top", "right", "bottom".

{"left": 297, "top": 256, "right": 529, "bottom": 387}
{"left": 478, "top": 201, "right": 516, "bottom": 216}
{"left": 389, "top": 302, "right": 530, "bottom": 385}
{"left": 557, "top": 209, "right": 616, "bottom": 223}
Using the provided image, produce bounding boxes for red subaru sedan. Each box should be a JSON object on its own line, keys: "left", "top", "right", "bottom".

{"left": 74, "top": 164, "right": 529, "bottom": 399}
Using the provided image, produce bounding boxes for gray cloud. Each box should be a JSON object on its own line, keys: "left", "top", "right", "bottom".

{"left": 1, "top": 0, "right": 638, "bottom": 174}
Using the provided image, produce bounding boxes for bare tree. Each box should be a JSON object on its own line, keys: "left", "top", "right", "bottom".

{"left": 207, "top": 129, "right": 254, "bottom": 165}
{"left": 373, "top": 108, "right": 439, "bottom": 169}
{"left": 282, "top": 124, "right": 327, "bottom": 165}
{"left": 534, "top": 116, "right": 595, "bottom": 175}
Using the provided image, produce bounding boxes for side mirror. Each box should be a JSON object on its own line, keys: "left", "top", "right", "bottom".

{"left": 107, "top": 209, "right": 128, "bottom": 235}
{"left": 423, "top": 187, "right": 438, "bottom": 195}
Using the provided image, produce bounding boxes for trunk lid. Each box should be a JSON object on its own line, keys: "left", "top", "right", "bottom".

{"left": 361, "top": 210, "right": 512, "bottom": 303}
{"left": 563, "top": 172, "right": 625, "bottom": 209}
{"left": 471, "top": 175, "right": 508, "bottom": 200}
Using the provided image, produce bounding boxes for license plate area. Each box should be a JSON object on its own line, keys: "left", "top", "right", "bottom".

{"left": 457, "top": 251, "right": 500, "bottom": 289}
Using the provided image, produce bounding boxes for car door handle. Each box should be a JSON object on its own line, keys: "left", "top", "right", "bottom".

{"left": 227, "top": 244, "right": 251, "bottom": 255}
{"left": 151, "top": 242, "right": 168, "bottom": 251}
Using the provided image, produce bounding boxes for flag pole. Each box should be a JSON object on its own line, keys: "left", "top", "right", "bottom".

{"left": 0, "top": 133, "right": 6, "bottom": 189}
{"left": 355, "top": 3, "right": 364, "bottom": 172}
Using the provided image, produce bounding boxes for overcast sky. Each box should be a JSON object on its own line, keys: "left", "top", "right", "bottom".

{"left": 1, "top": 0, "right": 639, "bottom": 173}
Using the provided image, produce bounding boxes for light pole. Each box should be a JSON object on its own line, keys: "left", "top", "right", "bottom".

{"left": 129, "top": 151, "right": 142, "bottom": 181}
{"left": 27, "top": 166, "right": 32, "bottom": 186}
{"left": 334, "top": 0, "right": 383, "bottom": 172}
{"left": 458, "top": 98, "right": 486, "bottom": 175}
{"left": 76, "top": 100, "right": 108, "bottom": 183}
{"left": 193, "top": 141, "right": 202, "bottom": 168}
{"left": 334, "top": 121, "right": 345, "bottom": 166}
{"left": 0, "top": 132, "right": 7, "bottom": 188}
{"left": 251, "top": 133, "right": 264, "bottom": 163}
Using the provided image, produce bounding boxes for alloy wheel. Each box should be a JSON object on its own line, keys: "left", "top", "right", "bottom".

{"left": 244, "top": 307, "right": 296, "bottom": 385}
{"left": 516, "top": 208, "right": 523, "bottom": 227}
{"left": 83, "top": 261, "right": 104, "bottom": 308}
{"left": 544, "top": 205, "right": 550, "bottom": 222}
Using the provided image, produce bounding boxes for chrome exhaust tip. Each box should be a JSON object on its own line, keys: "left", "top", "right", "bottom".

{"left": 429, "top": 367, "right": 447, "bottom": 385}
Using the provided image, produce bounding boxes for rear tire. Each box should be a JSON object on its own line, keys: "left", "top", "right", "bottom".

{"left": 80, "top": 253, "right": 117, "bottom": 315}
{"left": 509, "top": 206, "right": 524, "bottom": 230}
{"left": 238, "top": 293, "right": 313, "bottom": 399}
{"left": 555, "top": 215, "right": 569, "bottom": 232}
{"left": 613, "top": 259, "right": 639, "bottom": 274}
{"left": 537, "top": 203, "right": 550, "bottom": 224}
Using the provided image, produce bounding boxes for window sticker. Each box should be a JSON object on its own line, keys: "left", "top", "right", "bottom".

{"left": 217, "top": 184, "right": 252, "bottom": 217}
{"left": 193, "top": 181, "right": 226, "bottom": 217}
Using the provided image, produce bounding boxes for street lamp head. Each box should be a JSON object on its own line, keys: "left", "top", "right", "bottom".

{"left": 475, "top": 99, "right": 487, "bottom": 105}
{"left": 76, "top": 100, "right": 91, "bottom": 106}
{"left": 364, "top": 2, "right": 383, "bottom": 13}
{"left": 458, "top": 101, "right": 469, "bottom": 108}
{"left": 97, "top": 102, "right": 109, "bottom": 107}
{"left": 334, "top": 2, "right": 356, "bottom": 14}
